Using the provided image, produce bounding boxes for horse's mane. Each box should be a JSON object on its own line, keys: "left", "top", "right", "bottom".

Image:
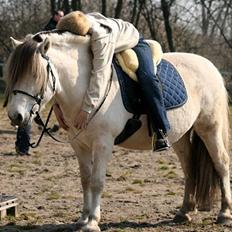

{"left": 5, "top": 39, "right": 47, "bottom": 100}
{"left": 5, "top": 31, "right": 90, "bottom": 101}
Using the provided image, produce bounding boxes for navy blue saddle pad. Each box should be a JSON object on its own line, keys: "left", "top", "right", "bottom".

{"left": 113, "top": 58, "right": 188, "bottom": 114}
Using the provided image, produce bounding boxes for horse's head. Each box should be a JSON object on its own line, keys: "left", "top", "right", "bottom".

{"left": 5, "top": 35, "right": 56, "bottom": 126}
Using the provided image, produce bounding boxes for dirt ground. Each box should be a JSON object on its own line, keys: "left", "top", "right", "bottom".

{"left": 0, "top": 107, "right": 232, "bottom": 232}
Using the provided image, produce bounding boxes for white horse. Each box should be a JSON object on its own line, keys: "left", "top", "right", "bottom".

{"left": 5, "top": 32, "right": 232, "bottom": 232}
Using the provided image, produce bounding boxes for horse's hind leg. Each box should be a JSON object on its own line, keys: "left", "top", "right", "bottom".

{"left": 172, "top": 130, "right": 196, "bottom": 223}
{"left": 196, "top": 123, "right": 232, "bottom": 224}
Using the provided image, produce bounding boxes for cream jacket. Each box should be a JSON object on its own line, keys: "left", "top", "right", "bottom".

{"left": 82, "top": 12, "right": 140, "bottom": 113}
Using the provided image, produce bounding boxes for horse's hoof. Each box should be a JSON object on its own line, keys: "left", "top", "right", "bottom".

{"left": 81, "top": 222, "right": 101, "bottom": 232}
{"left": 173, "top": 211, "right": 192, "bottom": 224}
{"left": 216, "top": 215, "right": 232, "bottom": 225}
{"left": 77, "top": 217, "right": 89, "bottom": 227}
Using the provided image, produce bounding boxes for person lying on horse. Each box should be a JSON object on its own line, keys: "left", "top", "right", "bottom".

{"left": 57, "top": 11, "right": 170, "bottom": 151}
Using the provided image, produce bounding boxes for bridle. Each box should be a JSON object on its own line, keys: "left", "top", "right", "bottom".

{"left": 12, "top": 53, "right": 58, "bottom": 148}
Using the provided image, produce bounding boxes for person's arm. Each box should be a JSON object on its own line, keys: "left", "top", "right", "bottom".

{"left": 81, "top": 35, "right": 115, "bottom": 114}
{"left": 75, "top": 35, "right": 115, "bottom": 129}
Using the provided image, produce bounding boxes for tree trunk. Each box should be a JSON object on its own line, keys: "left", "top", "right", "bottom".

{"left": 71, "top": 0, "right": 82, "bottom": 11}
{"left": 101, "top": 0, "right": 107, "bottom": 16}
{"left": 50, "top": 0, "right": 56, "bottom": 14}
{"left": 62, "top": 0, "right": 70, "bottom": 14}
{"left": 58, "top": 0, "right": 62, "bottom": 10}
{"left": 114, "top": 0, "right": 123, "bottom": 18}
{"left": 161, "top": 0, "right": 175, "bottom": 52}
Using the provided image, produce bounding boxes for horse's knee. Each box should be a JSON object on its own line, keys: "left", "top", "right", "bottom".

{"left": 90, "top": 178, "right": 104, "bottom": 193}
{"left": 81, "top": 176, "right": 91, "bottom": 189}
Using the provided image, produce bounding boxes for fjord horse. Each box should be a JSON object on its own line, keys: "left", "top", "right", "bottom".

{"left": 5, "top": 32, "right": 232, "bottom": 231}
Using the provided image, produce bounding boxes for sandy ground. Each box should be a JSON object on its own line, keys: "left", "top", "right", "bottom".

{"left": 0, "top": 107, "right": 232, "bottom": 232}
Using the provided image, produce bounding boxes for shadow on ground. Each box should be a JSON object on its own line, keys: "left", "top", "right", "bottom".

{"left": 101, "top": 219, "right": 176, "bottom": 231}
{"left": 0, "top": 223, "right": 75, "bottom": 232}
{"left": 0, "top": 220, "right": 176, "bottom": 232}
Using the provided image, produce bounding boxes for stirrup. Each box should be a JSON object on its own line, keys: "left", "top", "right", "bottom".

{"left": 152, "top": 132, "right": 170, "bottom": 152}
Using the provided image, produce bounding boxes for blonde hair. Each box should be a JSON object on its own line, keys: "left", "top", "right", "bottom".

{"left": 57, "top": 11, "right": 90, "bottom": 36}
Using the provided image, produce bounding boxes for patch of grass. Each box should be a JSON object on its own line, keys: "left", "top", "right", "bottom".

{"left": 157, "top": 159, "right": 166, "bottom": 165}
{"left": 63, "top": 195, "right": 76, "bottom": 200}
{"left": 116, "top": 171, "right": 131, "bottom": 181}
{"left": 131, "top": 179, "right": 144, "bottom": 185}
{"left": 46, "top": 191, "right": 61, "bottom": 200}
{"left": 165, "top": 170, "right": 177, "bottom": 179}
{"left": 32, "top": 159, "right": 42, "bottom": 165}
{"left": 7, "top": 164, "right": 26, "bottom": 175}
{"left": 124, "top": 186, "right": 142, "bottom": 194}
{"left": 102, "top": 192, "right": 112, "bottom": 198}
{"left": 117, "top": 175, "right": 127, "bottom": 181}
{"left": 166, "top": 190, "right": 176, "bottom": 196}
{"left": 202, "top": 217, "right": 212, "bottom": 225}
{"left": 159, "top": 165, "right": 169, "bottom": 171}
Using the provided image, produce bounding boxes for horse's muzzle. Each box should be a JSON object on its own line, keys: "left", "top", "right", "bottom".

{"left": 8, "top": 111, "right": 30, "bottom": 127}
{"left": 8, "top": 111, "right": 24, "bottom": 126}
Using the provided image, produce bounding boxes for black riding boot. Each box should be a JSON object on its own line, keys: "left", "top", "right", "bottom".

{"left": 153, "top": 129, "right": 170, "bottom": 152}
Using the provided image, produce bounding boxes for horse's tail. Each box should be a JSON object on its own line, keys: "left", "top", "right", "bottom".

{"left": 191, "top": 131, "right": 221, "bottom": 211}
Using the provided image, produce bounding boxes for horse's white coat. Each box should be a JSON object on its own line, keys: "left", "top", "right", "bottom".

{"left": 7, "top": 32, "right": 232, "bottom": 231}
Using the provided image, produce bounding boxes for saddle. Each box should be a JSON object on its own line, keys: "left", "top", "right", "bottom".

{"left": 116, "top": 40, "right": 163, "bottom": 81}
{"left": 114, "top": 41, "right": 188, "bottom": 144}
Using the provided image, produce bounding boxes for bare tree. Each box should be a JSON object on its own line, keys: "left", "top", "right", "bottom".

{"left": 71, "top": 0, "right": 82, "bottom": 11}
{"left": 0, "top": 0, "right": 231, "bottom": 73}
{"left": 161, "top": 0, "right": 175, "bottom": 51}
{"left": 101, "top": 0, "right": 107, "bottom": 16}
{"left": 50, "top": 0, "right": 56, "bottom": 14}
{"left": 199, "top": 0, "right": 232, "bottom": 49}
{"left": 114, "top": 0, "right": 123, "bottom": 18}
{"left": 62, "top": 0, "right": 70, "bottom": 13}
{"left": 141, "top": 0, "right": 159, "bottom": 40}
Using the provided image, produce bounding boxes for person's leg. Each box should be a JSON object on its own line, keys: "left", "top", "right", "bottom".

{"left": 15, "top": 124, "right": 32, "bottom": 155}
{"left": 133, "top": 38, "right": 170, "bottom": 151}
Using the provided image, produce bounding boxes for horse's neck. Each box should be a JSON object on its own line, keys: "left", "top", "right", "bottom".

{"left": 49, "top": 42, "right": 91, "bottom": 118}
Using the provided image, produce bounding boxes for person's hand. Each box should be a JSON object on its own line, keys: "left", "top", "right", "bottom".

{"left": 75, "top": 110, "right": 90, "bottom": 130}
{"left": 53, "top": 103, "right": 69, "bottom": 131}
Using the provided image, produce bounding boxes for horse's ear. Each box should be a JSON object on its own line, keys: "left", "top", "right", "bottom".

{"left": 10, "top": 37, "right": 23, "bottom": 48}
{"left": 39, "top": 38, "right": 51, "bottom": 55}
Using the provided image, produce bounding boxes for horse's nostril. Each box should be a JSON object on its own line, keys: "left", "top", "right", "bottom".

{"left": 16, "top": 113, "right": 23, "bottom": 123}
{"left": 9, "top": 112, "right": 24, "bottom": 126}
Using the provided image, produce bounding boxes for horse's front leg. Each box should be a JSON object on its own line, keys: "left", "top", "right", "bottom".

{"left": 74, "top": 143, "right": 93, "bottom": 227}
{"left": 82, "top": 137, "right": 114, "bottom": 232}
